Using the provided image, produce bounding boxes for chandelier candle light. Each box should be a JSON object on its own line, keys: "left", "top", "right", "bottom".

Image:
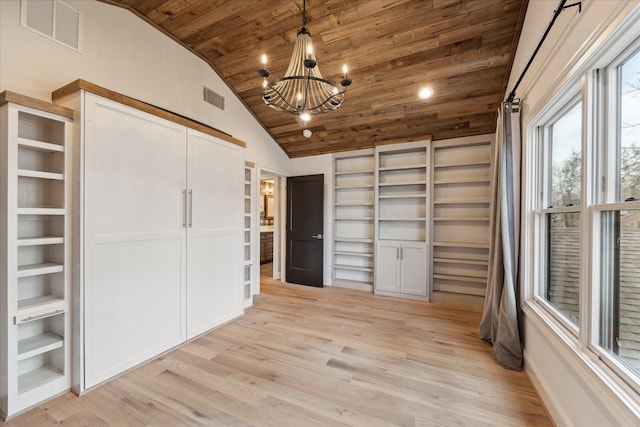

{"left": 257, "top": 0, "right": 352, "bottom": 127}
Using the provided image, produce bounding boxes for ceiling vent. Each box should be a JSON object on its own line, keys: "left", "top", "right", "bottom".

{"left": 203, "top": 86, "right": 225, "bottom": 110}
{"left": 21, "top": 0, "right": 82, "bottom": 52}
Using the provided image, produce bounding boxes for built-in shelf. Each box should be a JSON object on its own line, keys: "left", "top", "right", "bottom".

{"left": 379, "top": 217, "right": 426, "bottom": 221}
{"left": 3, "top": 96, "right": 71, "bottom": 416}
{"left": 334, "top": 237, "right": 374, "bottom": 243}
{"left": 433, "top": 178, "right": 490, "bottom": 185}
{"left": 335, "top": 264, "right": 373, "bottom": 272}
{"left": 18, "top": 366, "right": 64, "bottom": 395}
{"left": 334, "top": 184, "right": 375, "bottom": 190}
{"left": 17, "top": 208, "right": 65, "bottom": 216}
{"left": 17, "top": 137, "right": 64, "bottom": 153}
{"left": 334, "top": 170, "right": 374, "bottom": 176}
{"left": 433, "top": 257, "right": 488, "bottom": 266}
{"left": 433, "top": 217, "right": 489, "bottom": 222}
{"left": 17, "top": 237, "right": 64, "bottom": 246}
{"left": 433, "top": 273, "right": 487, "bottom": 284}
{"left": 378, "top": 194, "right": 426, "bottom": 199}
{"left": 433, "top": 241, "right": 489, "bottom": 249}
{"left": 433, "top": 197, "right": 490, "bottom": 204}
{"left": 375, "top": 141, "right": 429, "bottom": 299}
{"left": 333, "top": 150, "right": 376, "bottom": 291}
{"left": 17, "top": 169, "right": 64, "bottom": 180}
{"left": 17, "top": 332, "right": 64, "bottom": 361}
{"left": 434, "top": 160, "right": 490, "bottom": 168}
{"left": 431, "top": 137, "right": 492, "bottom": 301}
{"left": 378, "top": 181, "right": 427, "bottom": 187}
{"left": 335, "top": 202, "right": 374, "bottom": 206}
{"left": 243, "top": 161, "right": 254, "bottom": 305}
{"left": 334, "top": 251, "right": 374, "bottom": 258}
{"left": 378, "top": 164, "right": 426, "bottom": 172}
{"left": 17, "top": 262, "right": 64, "bottom": 278}
{"left": 17, "top": 295, "right": 65, "bottom": 315}
{"left": 335, "top": 217, "right": 374, "bottom": 221}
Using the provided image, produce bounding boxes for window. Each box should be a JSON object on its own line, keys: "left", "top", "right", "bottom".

{"left": 538, "top": 98, "right": 583, "bottom": 327}
{"left": 596, "top": 45, "right": 640, "bottom": 380}
{"left": 529, "top": 34, "right": 640, "bottom": 393}
{"left": 618, "top": 49, "right": 640, "bottom": 202}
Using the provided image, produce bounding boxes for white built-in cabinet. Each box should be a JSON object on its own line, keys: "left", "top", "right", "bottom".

{"left": 332, "top": 149, "right": 375, "bottom": 291}
{"left": 55, "top": 88, "right": 244, "bottom": 392}
{"left": 431, "top": 136, "right": 493, "bottom": 304}
{"left": 0, "top": 92, "right": 73, "bottom": 418}
{"left": 374, "top": 141, "right": 429, "bottom": 299}
{"left": 243, "top": 161, "right": 255, "bottom": 307}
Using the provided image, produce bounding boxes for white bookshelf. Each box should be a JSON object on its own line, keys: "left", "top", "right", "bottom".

{"left": 374, "top": 141, "right": 429, "bottom": 299}
{"left": 1, "top": 92, "right": 73, "bottom": 418}
{"left": 431, "top": 136, "right": 493, "bottom": 304}
{"left": 243, "top": 161, "right": 255, "bottom": 307}
{"left": 332, "top": 149, "right": 375, "bottom": 291}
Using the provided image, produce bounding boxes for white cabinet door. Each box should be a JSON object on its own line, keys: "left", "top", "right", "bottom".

{"left": 400, "top": 242, "right": 427, "bottom": 296}
{"left": 186, "top": 130, "right": 243, "bottom": 339}
{"left": 375, "top": 241, "right": 400, "bottom": 292}
{"left": 83, "top": 95, "right": 187, "bottom": 389}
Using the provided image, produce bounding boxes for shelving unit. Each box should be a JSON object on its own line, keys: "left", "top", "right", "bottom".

{"left": 243, "top": 161, "right": 255, "bottom": 307}
{"left": 431, "top": 136, "right": 493, "bottom": 304}
{"left": 374, "top": 141, "right": 429, "bottom": 299}
{"left": 1, "top": 92, "right": 73, "bottom": 418}
{"left": 332, "top": 149, "right": 375, "bottom": 291}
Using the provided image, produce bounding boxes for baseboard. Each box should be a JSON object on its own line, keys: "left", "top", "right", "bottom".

{"left": 524, "top": 349, "right": 571, "bottom": 427}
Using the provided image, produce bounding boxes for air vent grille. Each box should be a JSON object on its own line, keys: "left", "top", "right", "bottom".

{"left": 22, "top": 0, "right": 81, "bottom": 51}
{"left": 203, "top": 86, "right": 225, "bottom": 110}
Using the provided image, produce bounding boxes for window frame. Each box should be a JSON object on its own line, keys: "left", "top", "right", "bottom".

{"left": 588, "top": 37, "right": 640, "bottom": 389}
{"left": 533, "top": 91, "right": 584, "bottom": 336}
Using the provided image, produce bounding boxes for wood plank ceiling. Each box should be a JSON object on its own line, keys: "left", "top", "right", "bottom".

{"left": 102, "top": 0, "right": 528, "bottom": 158}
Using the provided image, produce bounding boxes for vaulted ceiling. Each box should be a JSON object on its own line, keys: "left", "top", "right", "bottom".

{"left": 102, "top": 0, "right": 528, "bottom": 158}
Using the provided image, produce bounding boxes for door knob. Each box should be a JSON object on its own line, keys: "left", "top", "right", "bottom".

{"left": 312, "top": 234, "right": 323, "bottom": 240}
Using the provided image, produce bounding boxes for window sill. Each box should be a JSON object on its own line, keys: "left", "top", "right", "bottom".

{"left": 523, "top": 299, "right": 640, "bottom": 424}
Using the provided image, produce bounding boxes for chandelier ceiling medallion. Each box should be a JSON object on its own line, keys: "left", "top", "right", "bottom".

{"left": 257, "top": 0, "right": 352, "bottom": 127}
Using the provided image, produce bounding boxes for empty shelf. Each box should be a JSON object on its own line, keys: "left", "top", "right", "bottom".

{"left": 17, "top": 263, "right": 64, "bottom": 278}
{"left": 18, "top": 332, "right": 64, "bottom": 361}
{"left": 17, "top": 169, "right": 64, "bottom": 180}
{"left": 17, "top": 138, "right": 64, "bottom": 153}
{"left": 17, "top": 237, "right": 64, "bottom": 246}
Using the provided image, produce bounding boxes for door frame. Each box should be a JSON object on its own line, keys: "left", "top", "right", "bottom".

{"left": 257, "top": 166, "right": 288, "bottom": 288}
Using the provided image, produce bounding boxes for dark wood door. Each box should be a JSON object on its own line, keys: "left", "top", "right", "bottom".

{"left": 286, "top": 174, "right": 324, "bottom": 287}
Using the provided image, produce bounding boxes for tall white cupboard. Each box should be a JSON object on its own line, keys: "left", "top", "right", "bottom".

{"left": 54, "top": 82, "right": 245, "bottom": 392}
{"left": 0, "top": 92, "right": 74, "bottom": 418}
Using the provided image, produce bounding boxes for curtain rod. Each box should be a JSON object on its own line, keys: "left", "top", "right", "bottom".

{"left": 506, "top": 0, "right": 582, "bottom": 103}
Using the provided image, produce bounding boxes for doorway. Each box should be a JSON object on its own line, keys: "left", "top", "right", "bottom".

{"left": 259, "top": 172, "right": 279, "bottom": 280}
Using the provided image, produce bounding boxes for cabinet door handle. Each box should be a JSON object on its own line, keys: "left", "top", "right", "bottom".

{"left": 188, "top": 189, "right": 193, "bottom": 228}
{"left": 182, "top": 190, "right": 187, "bottom": 228}
{"left": 396, "top": 247, "right": 400, "bottom": 260}
{"left": 400, "top": 247, "right": 403, "bottom": 260}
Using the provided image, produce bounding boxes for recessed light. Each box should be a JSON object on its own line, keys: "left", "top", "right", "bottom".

{"left": 419, "top": 87, "right": 433, "bottom": 99}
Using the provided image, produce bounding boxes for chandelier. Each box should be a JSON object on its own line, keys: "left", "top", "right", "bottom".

{"left": 257, "top": 0, "right": 352, "bottom": 126}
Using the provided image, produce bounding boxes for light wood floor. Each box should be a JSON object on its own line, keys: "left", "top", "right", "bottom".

{"left": 2, "top": 278, "right": 553, "bottom": 426}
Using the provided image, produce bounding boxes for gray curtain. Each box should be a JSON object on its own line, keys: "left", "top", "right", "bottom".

{"left": 479, "top": 101, "right": 523, "bottom": 370}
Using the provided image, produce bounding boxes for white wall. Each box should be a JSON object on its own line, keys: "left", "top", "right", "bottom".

{"left": 289, "top": 154, "right": 333, "bottom": 285}
{"left": 0, "top": 0, "right": 290, "bottom": 173}
{"left": 509, "top": 1, "right": 640, "bottom": 425}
